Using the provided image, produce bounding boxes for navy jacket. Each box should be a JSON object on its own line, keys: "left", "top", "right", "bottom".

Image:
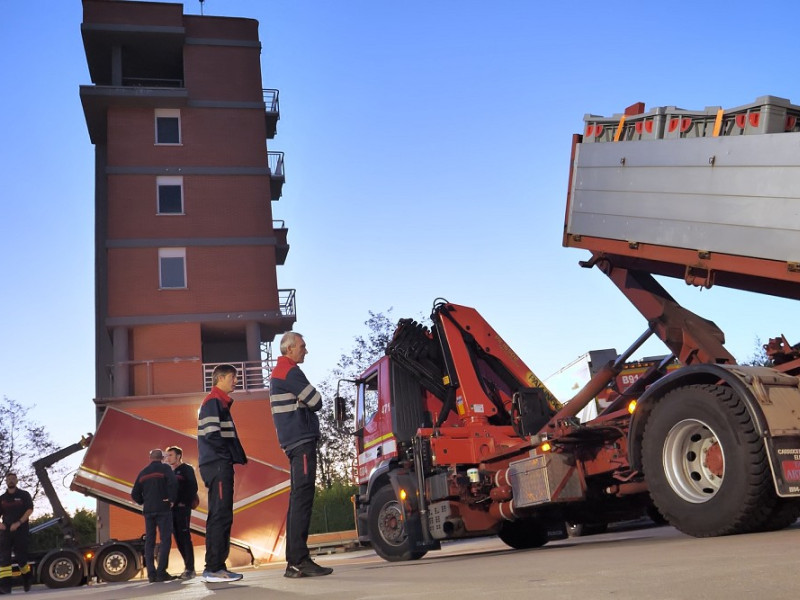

{"left": 173, "top": 462, "right": 199, "bottom": 507}
{"left": 131, "top": 460, "right": 178, "bottom": 514}
{"left": 198, "top": 387, "right": 247, "bottom": 467}
{"left": 269, "top": 356, "right": 322, "bottom": 451}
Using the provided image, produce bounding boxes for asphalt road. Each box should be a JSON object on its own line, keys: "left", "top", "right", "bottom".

{"left": 14, "top": 521, "right": 800, "bottom": 599}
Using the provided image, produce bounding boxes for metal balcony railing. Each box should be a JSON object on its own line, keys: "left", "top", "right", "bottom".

{"left": 279, "top": 288, "right": 296, "bottom": 316}
{"left": 121, "top": 77, "right": 184, "bottom": 88}
{"left": 268, "top": 151, "right": 285, "bottom": 178}
{"left": 263, "top": 89, "right": 280, "bottom": 114}
{"left": 203, "top": 360, "right": 275, "bottom": 392}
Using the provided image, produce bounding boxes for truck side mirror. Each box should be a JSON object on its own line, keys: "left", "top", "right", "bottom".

{"left": 334, "top": 396, "right": 347, "bottom": 423}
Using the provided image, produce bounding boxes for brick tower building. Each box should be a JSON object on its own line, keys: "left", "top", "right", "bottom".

{"left": 79, "top": 0, "right": 293, "bottom": 563}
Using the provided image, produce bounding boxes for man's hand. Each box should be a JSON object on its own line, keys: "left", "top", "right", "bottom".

{"left": 9, "top": 522, "right": 20, "bottom": 532}
{"left": 0, "top": 523, "right": 6, "bottom": 531}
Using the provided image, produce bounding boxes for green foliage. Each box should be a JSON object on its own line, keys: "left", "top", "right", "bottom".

{"left": 29, "top": 509, "right": 97, "bottom": 553}
{"left": 316, "top": 309, "right": 398, "bottom": 487}
{"left": 310, "top": 482, "right": 357, "bottom": 534}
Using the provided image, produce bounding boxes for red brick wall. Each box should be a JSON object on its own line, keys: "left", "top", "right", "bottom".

{"left": 106, "top": 107, "right": 267, "bottom": 168}
{"left": 107, "top": 246, "right": 279, "bottom": 317}
{"left": 184, "top": 45, "right": 263, "bottom": 102}
{"left": 130, "top": 324, "right": 202, "bottom": 395}
{"left": 83, "top": 0, "right": 182, "bottom": 27}
{"left": 107, "top": 175, "right": 273, "bottom": 240}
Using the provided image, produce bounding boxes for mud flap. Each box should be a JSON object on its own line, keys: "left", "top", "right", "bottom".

{"left": 387, "top": 470, "right": 441, "bottom": 553}
{"left": 765, "top": 435, "right": 800, "bottom": 496}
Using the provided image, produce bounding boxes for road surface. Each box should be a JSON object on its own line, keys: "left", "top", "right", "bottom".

{"left": 16, "top": 521, "right": 800, "bottom": 599}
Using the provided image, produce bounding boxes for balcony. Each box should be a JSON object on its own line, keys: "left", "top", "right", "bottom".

{"left": 279, "top": 288, "right": 296, "bottom": 317}
{"left": 273, "top": 220, "right": 290, "bottom": 265}
{"left": 264, "top": 89, "right": 280, "bottom": 139}
{"left": 203, "top": 360, "right": 274, "bottom": 392}
{"left": 268, "top": 151, "right": 285, "bottom": 200}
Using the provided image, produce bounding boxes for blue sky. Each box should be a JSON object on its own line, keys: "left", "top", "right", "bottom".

{"left": 2, "top": 0, "right": 799, "bottom": 511}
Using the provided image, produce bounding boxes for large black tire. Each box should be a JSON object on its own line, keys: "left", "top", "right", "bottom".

{"left": 368, "top": 485, "right": 427, "bottom": 562}
{"left": 641, "top": 384, "right": 774, "bottom": 537}
{"left": 498, "top": 518, "right": 549, "bottom": 549}
{"left": 95, "top": 545, "right": 138, "bottom": 582}
{"left": 750, "top": 498, "right": 800, "bottom": 533}
{"left": 39, "top": 550, "right": 84, "bottom": 588}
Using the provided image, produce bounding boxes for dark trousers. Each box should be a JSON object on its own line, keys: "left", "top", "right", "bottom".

{"left": 285, "top": 441, "right": 317, "bottom": 566}
{"left": 172, "top": 505, "right": 194, "bottom": 571}
{"left": 144, "top": 511, "right": 173, "bottom": 579}
{"left": 200, "top": 460, "right": 234, "bottom": 572}
{"left": 0, "top": 525, "right": 30, "bottom": 592}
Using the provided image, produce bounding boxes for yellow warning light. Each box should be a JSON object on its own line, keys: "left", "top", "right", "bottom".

{"left": 627, "top": 400, "right": 637, "bottom": 414}
{"left": 540, "top": 441, "right": 552, "bottom": 453}
{"left": 84, "top": 551, "right": 94, "bottom": 560}
{"left": 399, "top": 488, "right": 407, "bottom": 501}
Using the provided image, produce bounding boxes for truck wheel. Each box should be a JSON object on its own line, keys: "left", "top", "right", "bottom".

{"left": 96, "top": 545, "right": 137, "bottom": 582}
{"left": 368, "top": 485, "right": 426, "bottom": 562}
{"left": 641, "top": 384, "right": 773, "bottom": 537}
{"left": 39, "top": 550, "right": 84, "bottom": 588}
{"left": 749, "top": 498, "right": 800, "bottom": 533}
{"left": 498, "top": 518, "right": 549, "bottom": 549}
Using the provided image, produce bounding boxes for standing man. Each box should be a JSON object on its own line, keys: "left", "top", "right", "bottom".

{"left": 165, "top": 446, "right": 198, "bottom": 580}
{"left": 0, "top": 473, "right": 33, "bottom": 594}
{"left": 131, "top": 449, "right": 178, "bottom": 583}
{"left": 197, "top": 364, "right": 247, "bottom": 583}
{"left": 270, "top": 332, "right": 333, "bottom": 578}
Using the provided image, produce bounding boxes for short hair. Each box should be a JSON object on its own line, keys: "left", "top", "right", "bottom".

{"left": 212, "top": 363, "right": 238, "bottom": 385}
{"left": 149, "top": 448, "right": 164, "bottom": 461}
{"left": 5, "top": 472, "right": 16, "bottom": 478}
{"left": 279, "top": 331, "right": 303, "bottom": 355}
{"left": 166, "top": 446, "right": 183, "bottom": 458}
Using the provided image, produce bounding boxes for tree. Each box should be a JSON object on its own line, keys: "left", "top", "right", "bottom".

{"left": 29, "top": 509, "right": 97, "bottom": 553}
{"left": 315, "top": 310, "right": 398, "bottom": 487}
{"left": 0, "top": 397, "right": 61, "bottom": 505}
{"left": 741, "top": 337, "right": 772, "bottom": 367}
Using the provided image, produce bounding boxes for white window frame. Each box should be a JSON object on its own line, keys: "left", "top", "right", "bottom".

{"left": 158, "top": 248, "right": 187, "bottom": 289}
{"left": 156, "top": 176, "right": 184, "bottom": 215}
{"left": 155, "top": 108, "right": 181, "bottom": 145}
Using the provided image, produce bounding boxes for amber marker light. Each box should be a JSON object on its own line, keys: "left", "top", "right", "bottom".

{"left": 540, "top": 441, "right": 552, "bottom": 453}
{"left": 84, "top": 551, "right": 94, "bottom": 560}
{"left": 399, "top": 488, "right": 407, "bottom": 501}
{"left": 627, "top": 400, "right": 637, "bottom": 414}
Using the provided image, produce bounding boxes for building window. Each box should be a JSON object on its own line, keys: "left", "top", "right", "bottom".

{"left": 159, "top": 248, "right": 186, "bottom": 289}
{"left": 157, "top": 176, "right": 183, "bottom": 214}
{"left": 155, "top": 109, "right": 181, "bottom": 144}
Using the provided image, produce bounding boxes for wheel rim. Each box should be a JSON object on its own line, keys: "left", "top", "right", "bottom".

{"left": 101, "top": 551, "right": 127, "bottom": 576}
{"left": 377, "top": 499, "right": 407, "bottom": 546}
{"left": 50, "top": 558, "right": 76, "bottom": 582}
{"left": 662, "top": 418, "right": 724, "bottom": 503}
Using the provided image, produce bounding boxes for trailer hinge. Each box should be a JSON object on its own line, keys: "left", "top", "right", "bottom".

{"left": 787, "top": 262, "right": 800, "bottom": 273}
{"left": 685, "top": 265, "right": 714, "bottom": 289}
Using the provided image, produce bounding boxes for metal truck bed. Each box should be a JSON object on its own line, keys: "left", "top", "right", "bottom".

{"left": 565, "top": 96, "right": 800, "bottom": 300}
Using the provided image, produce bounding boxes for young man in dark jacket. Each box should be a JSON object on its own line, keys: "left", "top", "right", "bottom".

{"left": 131, "top": 449, "right": 178, "bottom": 583}
{"left": 197, "top": 364, "right": 247, "bottom": 583}
{"left": 165, "top": 445, "right": 198, "bottom": 580}
{"left": 270, "top": 332, "right": 333, "bottom": 578}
